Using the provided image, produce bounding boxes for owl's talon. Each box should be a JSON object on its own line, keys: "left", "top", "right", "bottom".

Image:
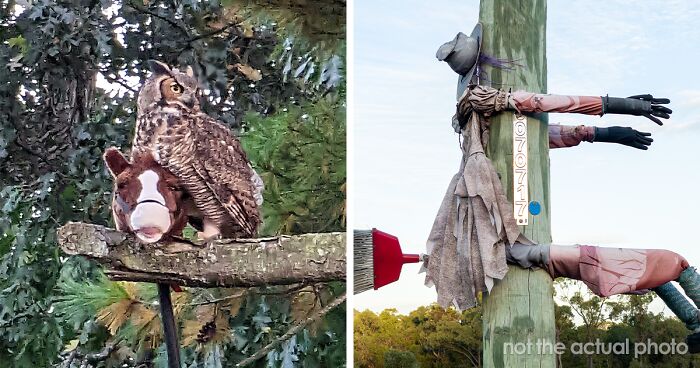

{"left": 195, "top": 231, "right": 221, "bottom": 248}
{"left": 196, "top": 231, "right": 221, "bottom": 241}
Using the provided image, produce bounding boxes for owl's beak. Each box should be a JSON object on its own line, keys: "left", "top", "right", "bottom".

{"left": 182, "top": 92, "right": 197, "bottom": 108}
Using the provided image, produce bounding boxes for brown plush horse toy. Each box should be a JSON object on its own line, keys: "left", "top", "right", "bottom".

{"left": 104, "top": 147, "right": 188, "bottom": 359}
{"left": 103, "top": 147, "right": 190, "bottom": 243}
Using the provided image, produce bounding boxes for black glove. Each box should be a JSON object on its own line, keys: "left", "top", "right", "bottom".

{"left": 601, "top": 94, "right": 672, "bottom": 125}
{"left": 594, "top": 126, "right": 653, "bottom": 150}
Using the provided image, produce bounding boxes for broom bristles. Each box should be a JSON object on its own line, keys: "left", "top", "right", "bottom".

{"left": 354, "top": 230, "right": 375, "bottom": 294}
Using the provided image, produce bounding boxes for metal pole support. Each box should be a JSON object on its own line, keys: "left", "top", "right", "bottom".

{"left": 158, "top": 283, "right": 181, "bottom": 368}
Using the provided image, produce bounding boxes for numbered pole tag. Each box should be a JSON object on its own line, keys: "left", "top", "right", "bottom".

{"left": 513, "top": 114, "right": 528, "bottom": 225}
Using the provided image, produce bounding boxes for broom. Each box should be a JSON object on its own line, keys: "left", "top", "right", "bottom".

{"left": 354, "top": 229, "right": 425, "bottom": 294}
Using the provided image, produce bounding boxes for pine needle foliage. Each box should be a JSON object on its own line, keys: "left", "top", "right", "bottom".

{"left": 56, "top": 276, "right": 345, "bottom": 367}
{"left": 242, "top": 94, "right": 346, "bottom": 235}
{"left": 54, "top": 274, "right": 135, "bottom": 330}
{"left": 223, "top": 0, "right": 346, "bottom": 51}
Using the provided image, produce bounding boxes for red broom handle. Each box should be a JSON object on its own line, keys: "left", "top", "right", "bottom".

{"left": 402, "top": 254, "right": 421, "bottom": 263}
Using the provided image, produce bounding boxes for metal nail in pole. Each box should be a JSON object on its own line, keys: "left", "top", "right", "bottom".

{"left": 158, "top": 283, "right": 181, "bottom": 368}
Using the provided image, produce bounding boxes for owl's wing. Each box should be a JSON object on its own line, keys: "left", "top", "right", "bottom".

{"left": 148, "top": 110, "right": 261, "bottom": 237}
{"left": 190, "top": 114, "right": 261, "bottom": 236}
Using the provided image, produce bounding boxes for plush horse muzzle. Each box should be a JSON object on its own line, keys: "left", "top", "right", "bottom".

{"left": 130, "top": 199, "right": 172, "bottom": 243}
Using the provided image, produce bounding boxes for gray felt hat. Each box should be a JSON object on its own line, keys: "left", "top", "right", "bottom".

{"left": 436, "top": 23, "right": 482, "bottom": 98}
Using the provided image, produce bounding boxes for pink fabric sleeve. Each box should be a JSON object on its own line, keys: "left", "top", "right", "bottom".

{"left": 548, "top": 124, "right": 596, "bottom": 149}
{"left": 547, "top": 245, "right": 688, "bottom": 297}
{"left": 510, "top": 91, "right": 603, "bottom": 115}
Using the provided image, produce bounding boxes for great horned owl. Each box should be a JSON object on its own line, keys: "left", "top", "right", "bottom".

{"left": 133, "top": 60, "right": 263, "bottom": 239}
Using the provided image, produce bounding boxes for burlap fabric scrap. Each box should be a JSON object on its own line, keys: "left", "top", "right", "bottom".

{"left": 424, "top": 85, "right": 532, "bottom": 311}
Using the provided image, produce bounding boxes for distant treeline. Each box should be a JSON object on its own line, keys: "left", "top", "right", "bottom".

{"left": 354, "top": 280, "right": 700, "bottom": 368}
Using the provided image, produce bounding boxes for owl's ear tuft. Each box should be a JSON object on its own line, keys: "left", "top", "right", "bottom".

{"left": 148, "top": 60, "right": 171, "bottom": 75}
{"left": 185, "top": 66, "right": 194, "bottom": 77}
{"left": 104, "top": 147, "right": 130, "bottom": 177}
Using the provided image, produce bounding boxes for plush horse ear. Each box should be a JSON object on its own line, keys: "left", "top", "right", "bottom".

{"left": 148, "top": 60, "right": 171, "bottom": 75}
{"left": 104, "top": 147, "right": 130, "bottom": 177}
{"left": 184, "top": 65, "right": 194, "bottom": 77}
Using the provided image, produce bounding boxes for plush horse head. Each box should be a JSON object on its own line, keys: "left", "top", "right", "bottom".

{"left": 103, "top": 147, "right": 189, "bottom": 243}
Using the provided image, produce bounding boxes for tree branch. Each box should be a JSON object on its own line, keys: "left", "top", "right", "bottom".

{"left": 126, "top": 1, "right": 189, "bottom": 36}
{"left": 235, "top": 292, "right": 346, "bottom": 367}
{"left": 59, "top": 339, "right": 120, "bottom": 367}
{"left": 98, "top": 71, "right": 138, "bottom": 94}
{"left": 57, "top": 222, "right": 346, "bottom": 288}
{"left": 188, "top": 22, "right": 241, "bottom": 43}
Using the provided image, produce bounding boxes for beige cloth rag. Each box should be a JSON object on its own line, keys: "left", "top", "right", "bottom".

{"left": 425, "top": 85, "right": 530, "bottom": 311}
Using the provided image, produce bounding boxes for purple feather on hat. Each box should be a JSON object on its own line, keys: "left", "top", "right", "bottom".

{"left": 475, "top": 52, "right": 523, "bottom": 85}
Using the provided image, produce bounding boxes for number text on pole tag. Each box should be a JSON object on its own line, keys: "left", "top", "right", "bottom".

{"left": 513, "top": 114, "right": 528, "bottom": 225}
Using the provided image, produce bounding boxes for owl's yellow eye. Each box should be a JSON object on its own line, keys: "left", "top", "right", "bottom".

{"left": 170, "top": 83, "right": 184, "bottom": 94}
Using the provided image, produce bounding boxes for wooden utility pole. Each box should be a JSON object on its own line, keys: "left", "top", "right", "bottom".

{"left": 478, "top": 0, "right": 556, "bottom": 367}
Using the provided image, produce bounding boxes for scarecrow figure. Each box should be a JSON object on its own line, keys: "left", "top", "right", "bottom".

{"left": 425, "top": 23, "right": 700, "bottom": 352}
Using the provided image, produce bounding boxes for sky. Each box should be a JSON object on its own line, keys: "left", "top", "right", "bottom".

{"left": 353, "top": 0, "right": 700, "bottom": 314}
